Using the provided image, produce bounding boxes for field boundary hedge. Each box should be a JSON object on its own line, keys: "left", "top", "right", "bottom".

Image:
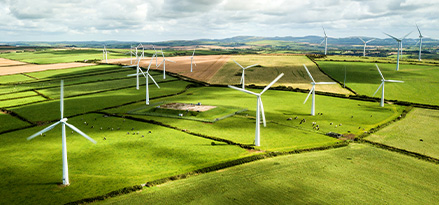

{"left": 65, "top": 141, "right": 349, "bottom": 205}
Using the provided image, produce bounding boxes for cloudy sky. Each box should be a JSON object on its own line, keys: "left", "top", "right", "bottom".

{"left": 0, "top": 0, "right": 437, "bottom": 42}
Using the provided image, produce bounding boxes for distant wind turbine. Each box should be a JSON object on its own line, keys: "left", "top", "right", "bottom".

{"left": 416, "top": 24, "right": 423, "bottom": 61}
{"left": 320, "top": 27, "right": 328, "bottom": 55}
{"left": 383, "top": 31, "right": 412, "bottom": 71}
{"left": 303, "top": 65, "right": 337, "bottom": 116}
{"left": 373, "top": 64, "right": 404, "bottom": 107}
{"left": 188, "top": 48, "right": 197, "bottom": 72}
{"left": 232, "top": 59, "right": 259, "bottom": 89}
{"left": 228, "top": 73, "right": 284, "bottom": 146}
{"left": 157, "top": 48, "right": 176, "bottom": 79}
{"left": 358, "top": 37, "right": 375, "bottom": 57}
{"left": 102, "top": 45, "right": 108, "bottom": 63}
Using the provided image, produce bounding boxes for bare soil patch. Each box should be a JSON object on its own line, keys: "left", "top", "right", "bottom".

{"left": 108, "top": 55, "right": 230, "bottom": 82}
{"left": 159, "top": 103, "right": 216, "bottom": 112}
{"left": 0, "top": 59, "right": 95, "bottom": 76}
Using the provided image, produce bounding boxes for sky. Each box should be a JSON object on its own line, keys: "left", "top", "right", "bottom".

{"left": 0, "top": 0, "right": 437, "bottom": 42}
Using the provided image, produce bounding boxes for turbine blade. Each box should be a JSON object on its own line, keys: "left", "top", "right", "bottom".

{"left": 366, "top": 39, "right": 375, "bottom": 43}
{"left": 27, "top": 121, "right": 61, "bottom": 140}
{"left": 402, "top": 31, "right": 413, "bottom": 40}
{"left": 319, "top": 39, "right": 325, "bottom": 45}
{"left": 192, "top": 48, "right": 195, "bottom": 56}
{"left": 260, "top": 73, "right": 284, "bottom": 95}
{"left": 415, "top": 40, "right": 420, "bottom": 46}
{"left": 65, "top": 122, "right": 96, "bottom": 144}
{"left": 375, "top": 64, "right": 385, "bottom": 80}
{"left": 127, "top": 73, "right": 142, "bottom": 77}
{"left": 232, "top": 59, "right": 244, "bottom": 69}
{"left": 322, "top": 27, "right": 327, "bottom": 36}
{"left": 303, "top": 87, "right": 314, "bottom": 104}
{"left": 148, "top": 73, "right": 160, "bottom": 88}
{"left": 358, "top": 37, "right": 365, "bottom": 43}
{"left": 166, "top": 59, "right": 176, "bottom": 63}
{"left": 259, "top": 97, "right": 266, "bottom": 127}
{"left": 385, "top": 80, "right": 404, "bottom": 83}
{"left": 244, "top": 64, "right": 259, "bottom": 70}
{"left": 373, "top": 82, "right": 383, "bottom": 96}
{"left": 383, "top": 32, "right": 400, "bottom": 41}
{"left": 228, "top": 85, "right": 259, "bottom": 96}
{"left": 303, "top": 64, "right": 315, "bottom": 83}
{"left": 315, "top": 82, "right": 337, "bottom": 85}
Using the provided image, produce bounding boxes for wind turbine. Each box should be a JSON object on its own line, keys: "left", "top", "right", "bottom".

{"left": 232, "top": 59, "right": 258, "bottom": 89}
{"left": 228, "top": 73, "right": 284, "bottom": 146}
{"left": 358, "top": 37, "right": 375, "bottom": 57}
{"left": 320, "top": 27, "right": 328, "bottom": 55}
{"left": 416, "top": 24, "right": 423, "bottom": 61}
{"left": 188, "top": 48, "right": 197, "bottom": 72}
{"left": 102, "top": 45, "right": 108, "bottom": 63}
{"left": 26, "top": 80, "right": 96, "bottom": 186}
{"left": 127, "top": 55, "right": 160, "bottom": 104}
{"left": 157, "top": 48, "right": 176, "bottom": 79}
{"left": 127, "top": 54, "right": 156, "bottom": 90}
{"left": 152, "top": 45, "right": 159, "bottom": 67}
{"left": 383, "top": 31, "right": 412, "bottom": 71}
{"left": 303, "top": 65, "right": 337, "bottom": 116}
{"left": 373, "top": 64, "right": 404, "bottom": 107}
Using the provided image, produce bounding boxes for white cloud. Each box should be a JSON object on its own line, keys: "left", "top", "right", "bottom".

{"left": 0, "top": 0, "right": 437, "bottom": 41}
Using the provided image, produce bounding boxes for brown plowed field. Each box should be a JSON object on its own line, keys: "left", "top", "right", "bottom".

{"left": 0, "top": 58, "right": 95, "bottom": 76}
{"left": 107, "top": 55, "right": 230, "bottom": 82}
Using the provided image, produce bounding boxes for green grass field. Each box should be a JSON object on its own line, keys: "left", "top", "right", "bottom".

{"left": 0, "top": 113, "right": 250, "bottom": 204}
{"left": 1, "top": 50, "right": 438, "bottom": 204}
{"left": 366, "top": 108, "right": 439, "bottom": 159}
{"left": 98, "top": 143, "right": 439, "bottom": 204}
{"left": 317, "top": 55, "right": 439, "bottom": 66}
{"left": 106, "top": 86, "right": 404, "bottom": 151}
{"left": 318, "top": 61, "right": 439, "bottom": 106}
{"left": 0, "top": 49, "right": 128, "bottom": 64}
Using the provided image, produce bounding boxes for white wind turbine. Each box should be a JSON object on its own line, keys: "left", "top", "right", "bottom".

{"left": 373, "top": 64, "right": 404, "bottom": 107}
{"left": 228, "top": 73, "right": 284, "bottom": 146}
{"left": 188, "top": 48, "right": 197, "bottom": 72}
{"left": 320, "top": 27, "right": 328, "bottom": 55}
{"left": 358, "top": 37, "right": 375, "bottom": 57}
{"left": 157, "top": 48, "right": 176, "bottom": 79}
{"left": 416, "top": 24, "right": 423, "bottom": 61}
{"left": 26, "top": 80, "right": 96, "bottom": 186}
{"left": 303, "top": 65, "right": 337, "bottom": 116}
{"left": 232, "top": 59, "right": 258, "bottom": 89}
{"left": 383, "top": 31, "right": 412, "bottom": 71}
{"left": 102, "top": 45, "right": 108, "bottom": 63}
{"left": 152, "top": 45, "right": 159, "bottom": 67}
{"left": 127, "top": 54, "right": 156, "bottom": 90}
{"left": 127, "top": 55, "right": 160, "bottom": 105}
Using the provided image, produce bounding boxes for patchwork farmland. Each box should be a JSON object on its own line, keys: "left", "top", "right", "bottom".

{"left": 0, "top": 49, "right": 438, "bottom": 204}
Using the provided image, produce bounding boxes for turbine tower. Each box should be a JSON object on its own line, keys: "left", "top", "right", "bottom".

{"left": 26, "top": 80, "right": 96, "bottom": 186}
{"left": 303, "top": 65, "right": 336, "bottom": 116}
{"left": 102, "top": 45, "right": 108, "bottom": 63}
{"left": 416, "top": 24, "right": 423, "bottom": 61}
{"left": 232, "top": 59, "right": 258, "bottom": 89}
{"left": 383, "top": 32, "right": 412, "bottom": 71}
{"left": 228, "top": 73, "right": 284, "bottom": 146}
{"left": 188, "top": 48, "right": 197, "bottom": 72}
{"left": 157, "top": 48, "right": 176, "bottom": 79}
{"left": 373, "top": 64, "right": 404, "bottom": 107}
{"left": 358, "top": 37, "right": 375, "bottom": 57}
{"left": 320, "top": 27, "right": 328, "bottom": 55}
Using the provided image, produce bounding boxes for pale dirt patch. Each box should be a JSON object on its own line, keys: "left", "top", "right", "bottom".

{"left": 0, "top": 58, "right": 27, "bottom": 67}
{"left": 159, "top": 103, "right": 216, "bottom": 112}
{"left": 0, "top": 60, "right": 96, "bottom": 76}
{"left": 108, "top": 55, "right": 231, "bottom": 82}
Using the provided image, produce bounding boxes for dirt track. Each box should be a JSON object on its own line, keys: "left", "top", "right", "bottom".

{"left": 0, "top": 58, "right": 95, "bottom": 76}
{"left": 107, "top": 55, "right": 230, "bottom": 82}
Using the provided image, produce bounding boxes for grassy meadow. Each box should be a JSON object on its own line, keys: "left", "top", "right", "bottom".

{"left": 367, "top": 108, "right": 439, "bottom": 158}
{"left": 98, "top": 143, "right": 439, "bottom": 204}
{"left": 209, "top": 55, "right": 351, "bottom": 94}
{"left": 0, "top": 49, "right": 128, "bottom": 64}
{"left": 318, "top": 61, "right": 439, "bottom": 106}
{"left": 1, "top": 49, "right": 438, "bottom": 204}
